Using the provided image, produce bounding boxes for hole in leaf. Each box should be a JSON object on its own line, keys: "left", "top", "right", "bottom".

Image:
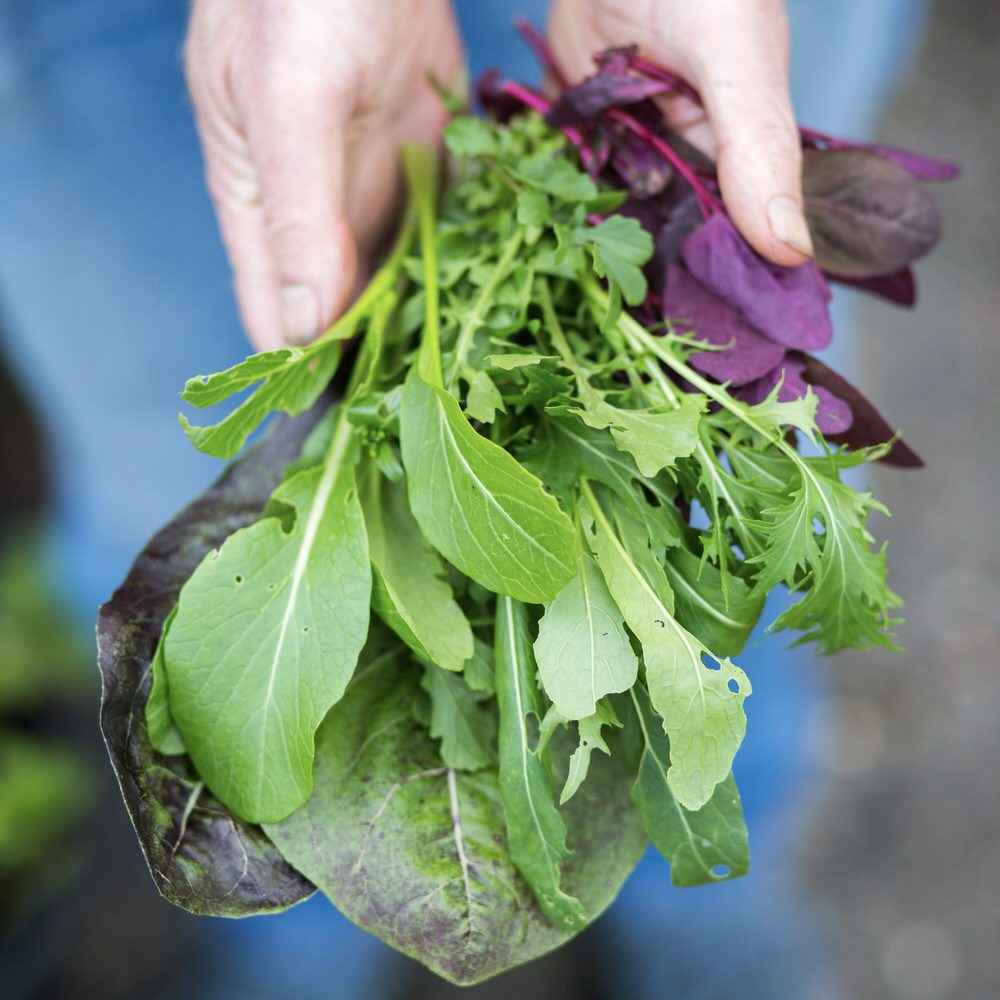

{"left": 728, "top": 678, "right": 740, "bottom": 694}
{"left": 525, "top": 711, "right": 540, "bottom": 754}
{"left": 701, "top": 652, "right": 721, "bottom": 671}
{"left": 711, "top": 864, "right": 730, "bottom": 879}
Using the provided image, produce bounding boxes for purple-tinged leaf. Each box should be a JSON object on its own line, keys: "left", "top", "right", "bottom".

{"left": 477, "top": 69, "right": 524, "bottom": 122}
{"left": 803, "top": 149, "right": 941, "bottom": 278}
{"left": 664, "top": 264, "right": 787, "bottom": 387}
{"left": 740, "top": 358, "right": 852, "bottom": 436}
{"left": 800, "top": 126, "right": 959, "bottom": 182}
{"left": 654, "top": 191, "right": 703, "bottom": 270}
{"left": 611, "top": 129, "right": 673, "bottom": 198}
{"left": 682, "top": 213, "right": 833, "bottom": 351}
{"left": 827, "top": 268, "right": 917, "bottom": 307}
{"left": 793, "top": 352, "right": 924, "bottom": 467}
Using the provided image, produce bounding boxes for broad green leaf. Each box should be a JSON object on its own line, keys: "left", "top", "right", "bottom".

{"left": 400, "top": 371, "right": 575, "bottom": 603}
{"left": 583, "top": 488, "right": 750, "bottom": 811}
{"left": 576, "top": 389, "right": 705, "bottom": 479}
{"left": 510, "top": 153, "right": 598, "bottom": 202}
{"left": 265, "top": 650, "right": 646, "bottom": 986}
{"left": 165, "top": 438, "right": 371, "bottom": 823}
{"left": 574, "top": 216, "right": 654, "bottom": 305}
{"left": 628, "top": 687, "right": 749, "bottom": 886}
{"left": 560, "top": 700, "right": 621, "bottom": 805}
{"left": 495, "top": 597, "right": 585, "bottom": 929}
{"left": 533, "top": 535, "right": 639, "bottom": 720}
{"left": 179, "top": 341, "right": 341, "bottom": 459}
{"left": 145, "top": 608, "right": 185, "bottom": 756}
{"left": 361, "top": 466, "right": 474, "bottom": 672}
{"left": 421, "top": 665, "right": 496, "bottom": 771}
{"left": 466, "top": 370, "right": 506, "bottom": 423}
{"left": 664, "top": 547, "right": 764, "bottom": 657}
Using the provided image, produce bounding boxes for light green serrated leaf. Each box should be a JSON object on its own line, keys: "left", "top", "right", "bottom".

{"left": 466, "top": 370, "right": 506, "bottom": 423}
{"left": 510, "top": 154, "right": 598, "bottom": 202}
{"left": 421, "top": 666, "right": 496, "bottom": 771}
{"left": 574, "top": 216, "right": 654, "bottom": 306}
{"left": 444, "top": 116, "right": 498, "bottom": 158}
{"left": 361, "top": 466, "right": 474, "bottom": 672}
{"left": 486, "top": 353, "right": 554, "bottom": 370}
{"left": 628, "top": 686, "right": 749, "bottom": 886}
{"left": 534, "top": 533, "right": 639, "bottom": 721}
{"left": 495, "top": 597, "right": 586, "bottom": 930}
{"left": 516, "top": 189, "right": 551, "bottom": 228}
{"left": 560, "top": 701, "right": 621, "bottom": 805}
{"left": 164, "top": 426, "right": 371, "bottom": 822}
{"left": 582, "top": 484, "right": 750, "bottom": 811}
{"left": 400, "top": 371, "right": 575, "bottom": 603}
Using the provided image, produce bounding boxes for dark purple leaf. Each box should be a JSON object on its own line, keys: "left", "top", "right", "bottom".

{"left": 477, "top": 69, "right": 524, "bottom": 122}
{"left": 654, "top": 190, "right": 703, "bottom": 270}
{"left": 794, "top": 352, "right": 924, "bottom": 467}
{"left": 803, "top": 149, "right": 941, "bottom": 278}
{"left": 98, "top": 407, "right": 326, "bottom": 915}
{"left": 740, "top": 358, "right": 852, "bottom": 435}
{"left": 611, "top": 129, "right": 673, "bottom": 198}
{"left": 664, "top": 264, "right": 787, "bottom": 386}
{"left": 682, "top": 213, "right": 833, "bottom": 351}
{"left": 827, "top": 267, "right": 917, "bottom": 307}
{"left": 800, "top": 127, "right": 959, "bottom": 182}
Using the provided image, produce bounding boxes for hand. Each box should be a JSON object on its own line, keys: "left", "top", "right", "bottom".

{"left": 549, "top": 0, "right": 811, "bottom": 266}
{"left": 186, "top": 0, "right": 462, "bottom": 350}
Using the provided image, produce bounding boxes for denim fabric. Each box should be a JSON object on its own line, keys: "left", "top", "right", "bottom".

{"left": 0, "top": 2, "right": 925, "bottom": 997}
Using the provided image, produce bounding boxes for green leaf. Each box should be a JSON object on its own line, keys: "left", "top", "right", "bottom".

{"left": 164, "top": 427, "right": 371, "bottom": 822}
{"left": 583, "top": 485, "right": 750, "bottom": 811}
{"left": 466, "top": 370, "right": 506, "bottom": 423}
{"left": 664, "top": 547, "right": 764, "bottom": 657}
{"left": 463, "top": 637, "right": 496, "bottom": 695}
{"left": 145, "top": 607, "right": 185, "bottom": 756}
{"left": 516, "top": 189, "right": 551, "bottom": 228}
{"left": 265, "top": 650, "right": 646, "bottom": 986}
{"left": 575, "top": 389, "right": 705, "bottom": 479}
{"left": 560, "top": 701, "right": 621, "bottom": 805}
{"left": 486, "top": 352, "right": 554, "bottom": 370}
{"left": 574, "top": 216, "right": 654, "bottom": 305}
{"left": 361, "top": 466, "right": 474, "bottom": 672}
{"left": 400, "top": 371, "right": 575, "bottom": 603}
{"left": 628, "top": 687, "right": 749, "bottom": 886}
{"left": 444, "top": 116, "right": 499, "bottom": 158}
{"left": 533, "top": 533, "right": 639, "bottom": 720}
{"left": 495, "top": 597, "right": 586, "bottom": 929}
{"left": 421, "top": 666, "right": 496, "bottom": 771}
{"left": 510, "top": 153, "right": 598, "bottom": 202}
{"left": 179, "top": 342, "right": 341, "bottom": 459}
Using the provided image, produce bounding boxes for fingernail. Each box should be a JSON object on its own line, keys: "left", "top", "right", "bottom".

{"left": 767, "top": 195, "right": 814, "bottom": 258}
{"left": 280, "top": 284, "right": 320, "bottom": 345}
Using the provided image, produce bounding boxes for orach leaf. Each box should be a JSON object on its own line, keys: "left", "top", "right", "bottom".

{"left": 265, "top": 649, "right": 645, "bottom": 986}
{"left": 400, "top": 371, "right": 575, "bottom": 604}
{"left": 98, "top": 409, "right": 322, "bottom": 915}
{"left": 165, "top": 425, "right": 371, "bottom": 823}
{"left": 495, "top": 597, "right": 586, "bottom": 929}
{"left": 803, "top": 148, "right": 941, "bottom": 278}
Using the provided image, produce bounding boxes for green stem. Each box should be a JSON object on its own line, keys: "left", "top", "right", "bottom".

{"left": 445, "top": 230, "right": 524, "bottom": 389}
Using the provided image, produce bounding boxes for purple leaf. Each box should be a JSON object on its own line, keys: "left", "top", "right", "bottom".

{"left": 611, "top": 129, "right": 673, "bottom": 198}
{"left": 800, "top": 127, "right": 960, "bottom": 182}
{"left": 664, "top": 264, "right": 787, "bottom": 387}
{"left": 794, "top": 352, "right": 924, "bottom": 467}
{"left": 681, "top": 213, "right": 833, "bottom": 351}
{"left": 655, "top": 191, "right": 703, "bottom": 269}
{"left": 803, "top": 149, "right": 941, "bottom": 278}
{"left": 476, "top": 69, "right": 524, "bottom": 122}
{"left": 828, "top": 268, "right": 917, "bottom": 307}
{"left": 739, "top": 358, "right": 852, "bottom": 435}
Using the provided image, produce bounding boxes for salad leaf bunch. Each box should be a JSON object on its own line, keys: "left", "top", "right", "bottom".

{"left": 99, "top": 39, "right": 955, "bottom": 985}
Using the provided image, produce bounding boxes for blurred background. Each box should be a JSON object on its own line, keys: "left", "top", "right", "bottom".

{"left": 1, "top": 1, "right": 996, "bottom": 997}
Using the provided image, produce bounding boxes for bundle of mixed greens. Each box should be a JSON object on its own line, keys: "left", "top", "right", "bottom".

{"left": 98, "top": 36, "right": 956, "bottom": 985}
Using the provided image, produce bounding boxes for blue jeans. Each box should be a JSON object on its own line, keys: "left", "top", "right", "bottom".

{"left": 0, "top": 1, "right": 925, "bottom": 997}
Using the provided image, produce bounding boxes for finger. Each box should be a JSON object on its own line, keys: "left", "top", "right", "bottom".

{"left": 239, "top": 56, "right": 359, "bottom": 346}
{"left": 686, "top": 9, "right": 812, "bottom": 266}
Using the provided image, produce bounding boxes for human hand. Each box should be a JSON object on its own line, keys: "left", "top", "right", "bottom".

{"left": 186, "top": 0, "right": 462, "bottom": 350}
{"left": 549, "top": 0, "right": 810, "bottom": 266}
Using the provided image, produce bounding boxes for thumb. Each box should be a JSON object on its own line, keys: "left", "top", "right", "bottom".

{"left": 687, "top": 7, "right": 811, "bottom": 266}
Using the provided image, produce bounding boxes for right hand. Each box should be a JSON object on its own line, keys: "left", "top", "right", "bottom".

{"left": 185, "top": 0, "right": 463, "bottom": 350}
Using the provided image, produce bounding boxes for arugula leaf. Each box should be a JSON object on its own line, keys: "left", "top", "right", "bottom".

{"left": 145, "top": 607, "right": 185, "bottom": 756}
{"left": 466, "top": 370, "right": 506, "bottom": 423}
{"left": 533, "top": 530, "right": 639, "bottom": 720}
{"left": 361, "top": 465, "right": 474, "bottom": 672}
{"left": 582, "top": 483, "right": 750, "bottom": 811}
{"left": 574, "top": 215, "right": 654, "bottom": 305}
{"left": 486, "top": 352, "right": 554, "bottom": 370}
{"left": 628, "top": 687, "right": 749, "bottom": 886}
{"left": 444, "top": 116, "right": 499, "bottom": 158}
{"left": 495, "top": 597, "right": 586, "bottom": 929}
{"left": 400, "top": 371, "right": 575, "bottom": 603}
{"left": 510, "top": 153, "right": 598, "bottom": 202}
{"left": 560, "top": 700, "right": 621, "bottom": 804}
{"left": 421, "top": 665, "right": 496, "bottom": 771}
{"left": 164, "top": 422, "right": 371, "bottom": 822}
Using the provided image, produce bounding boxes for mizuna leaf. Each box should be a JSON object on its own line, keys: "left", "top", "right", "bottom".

{"left": 583, "top": 485, "right": 750, "bottom": 811}
{"left": 265, "top": 650, "right": 645, "bottom": 986}
{"left": 803, "top": 148, "right": 941, "bottom": 278}
{"left": 145, "top": 607, "right": 185, "bottom": 756}
{"left": 533, "top": 533, "right": 639, "bottom": 721}
{"left": 165, "top": 424, "right": 371, "bottom": 823}
{"left": 400, "top": 371, "right": 575, "bottom": 603}
{"left": 495, "top": 597, "right": 586, "bottom": 929}
{"left": 627, "top": 686, "right": 749, "bottom": 886}
{"left": 421, "top": 665, "right": 496, "bottom": 771}
{"left": 361, "top": 465, "right": 474, "bottom": 672}
{"left": 98, "top": 408, "right": 323, "bottom": 915}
